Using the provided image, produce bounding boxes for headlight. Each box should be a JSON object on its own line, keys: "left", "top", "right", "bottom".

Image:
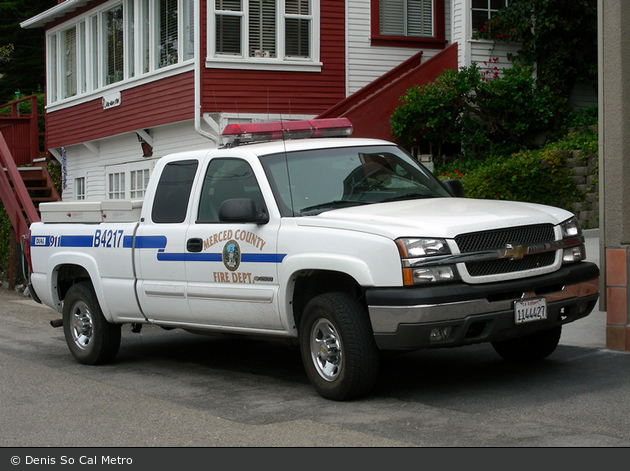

{"left": 560, "top": 216, "right": 585, "bottom": 264}
{"left": 395, "top": 238, "right": 459, "bottom": 286}
{"left": 561, "top": 216, "right": 582, "bottom": 238}
{"left": 396, "top": 238, "right": 450, "bottom": 258}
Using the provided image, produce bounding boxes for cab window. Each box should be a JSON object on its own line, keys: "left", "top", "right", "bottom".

{"left": 197, "top": 158, "right": 266, "bottom": 223}
{"left": 152, "top": 160, "right": 199, "bottom": 223}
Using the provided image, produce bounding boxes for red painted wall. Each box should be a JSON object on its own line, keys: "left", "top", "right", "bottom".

{"left": 46, "top": 0, "right": 346, "bottom": 149}
{"left": 200, "top": 0, "right": 345, "bottom": 116}
{"left": 46, "top": 72, "right": 194, "bottom": 149}
{"left": 340, "top": 43, "right": 458, "bottom": 142}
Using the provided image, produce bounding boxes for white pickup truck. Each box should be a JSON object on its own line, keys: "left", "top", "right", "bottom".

{"left": 26, "top": 118, "right": 600, "bottom": 400}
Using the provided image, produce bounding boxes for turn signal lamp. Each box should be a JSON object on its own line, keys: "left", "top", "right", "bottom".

{"left": 221, "top": 118, "right": 353, "bottom": 146}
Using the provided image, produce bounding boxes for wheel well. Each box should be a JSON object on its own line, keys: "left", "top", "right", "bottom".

{"left": 55, "top": 264, "right": 92, "bottom": 302}
{"left": 291, "top": 270, "right": 365, "bottom": 333}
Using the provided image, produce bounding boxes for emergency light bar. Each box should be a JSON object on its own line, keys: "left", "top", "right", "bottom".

{"left": 220, "top": 118, "right": 353, "bottom": 146}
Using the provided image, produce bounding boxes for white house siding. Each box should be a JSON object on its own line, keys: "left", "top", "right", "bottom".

{"left": 61, "top": 121, "right": 216, "bottom": 201}
{"left": 451, "top": 0, "right": 466, "bottom": 66}
{"left": 346, "top": 0, "right": 452, "bottom": 96}
{"left": 470, "top": 40, "right": 521, "bottom": 74}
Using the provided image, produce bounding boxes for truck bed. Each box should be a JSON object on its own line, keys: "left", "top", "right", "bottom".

{"left": 39, "top": 199, "right": 144, "bottom": 223}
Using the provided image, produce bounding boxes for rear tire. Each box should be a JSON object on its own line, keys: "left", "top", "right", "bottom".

{"left": 299, "top": 292, "right": 379, "bottom": 401}
{"left": 491, "top": 326, "right": 562, "bottom": 362}
{"left": 63, "top": 282, "right": 121, "bottom": 365}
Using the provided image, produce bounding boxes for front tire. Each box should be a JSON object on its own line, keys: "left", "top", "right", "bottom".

{"left": 63, "top": 282, "right": 121, "bottom": 365}
{"left": 299, "top": 292, "right": 379, "bottom": 401}
{"left": 491, "top": 326, "right": 562, "bottom": 362}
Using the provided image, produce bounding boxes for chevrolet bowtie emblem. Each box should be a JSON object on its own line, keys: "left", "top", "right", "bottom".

{"left": 504, "top": 244, "right": 529, "bottom": 260}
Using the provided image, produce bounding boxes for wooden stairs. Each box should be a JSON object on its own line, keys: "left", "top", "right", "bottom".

{"left": 18, "top": 164, "right": 60, "bottom": 212}
{"left": 0, "top": 94, "right": 61, "bottom": 288}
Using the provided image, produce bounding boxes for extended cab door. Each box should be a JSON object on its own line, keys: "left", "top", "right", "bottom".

{"left": 134, "top": 159, "right": 199, "bottom": 324}
{"left": 184, "top": 157, "right": 284, "bottom": 331}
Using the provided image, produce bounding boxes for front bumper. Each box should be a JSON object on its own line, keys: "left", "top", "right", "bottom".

{"left": 366, "top": 262, "right": 600, "bottom": 350}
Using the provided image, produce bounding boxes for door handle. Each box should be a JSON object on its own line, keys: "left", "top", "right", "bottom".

{"left": 187, "top": 238, "right": 203, "bottom": 253}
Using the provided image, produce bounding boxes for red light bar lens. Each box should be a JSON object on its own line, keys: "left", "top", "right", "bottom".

{"left": 311, "top": 118, "right": 353, "bottom": 137}
{"left": 221, "top": 118, "right": 352, "bottom": 145}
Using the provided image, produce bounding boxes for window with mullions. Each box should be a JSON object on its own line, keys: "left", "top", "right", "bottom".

{"left": 47, "top": 0, "right": 195, "bottom": 105}
{"left": 108, "top": 172, "right": 126, "bottom": 199}
{"left": 472, "top": 0, "right": 508, "bottom": 34}
{"left": 213, "top": 0, "right": 313, "bottom": 61}
{"left": 130, "top": 169, "right": 151, "bottom": 198}
{"left": 75, "top": 177, "right": 86, "bottom": 200}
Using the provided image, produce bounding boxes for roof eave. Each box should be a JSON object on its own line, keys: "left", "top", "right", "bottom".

{"left": 20, "top": 0, "right": 92, "bottom": 29}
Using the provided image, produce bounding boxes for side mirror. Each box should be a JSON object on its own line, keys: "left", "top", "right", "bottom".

{"left": 441, "top": 179, "right": 465, "bottom": 198}
{"left": 219, "top": 198, "right": 269, "bottom": 224}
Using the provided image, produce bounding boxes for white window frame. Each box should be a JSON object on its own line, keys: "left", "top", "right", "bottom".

{"left": 207, "top": 0, "right": 321, "bottom": 72}
{"left": 46, "top": 0, "right": 195, "bottom": 108}
{"left": 61, "top": 25, "right": 78, "bottom": 99}
{"left": 74, "top": 176, "right": 86, "bottom": 200}
{"left": 130, "top": 167, "right": 151, "bottom": 198}
{"left": 471, "top": 0, "right": 509, "bottom": 35}
{"left": 103, "top": 4, "right": 125, "bottom": 86}
{"left": 108, "top": 171, "right": 126, "bottom": 199}
{"left": 106, "top": 162, "right": 153, "bottom": 199}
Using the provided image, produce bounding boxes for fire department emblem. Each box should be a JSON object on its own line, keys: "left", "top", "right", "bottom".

{"left": 222, "top": 240, "right": 241, "bottom": 271}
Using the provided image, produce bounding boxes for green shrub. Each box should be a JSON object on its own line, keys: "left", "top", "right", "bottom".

{"left": 460, "top": 150, "right": 581, "bottom": 210}
{"left": 391, "top": 64, "right": 556, "bottom": 157}
{"left": 434, "top": 126, "right": 597, "bottom": 210}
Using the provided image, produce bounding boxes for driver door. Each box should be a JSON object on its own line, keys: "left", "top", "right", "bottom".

{"left": 184, "top": 157, "right": 283, "bottom": 330}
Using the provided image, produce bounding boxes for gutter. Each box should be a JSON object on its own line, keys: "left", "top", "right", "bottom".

{"left": 20, "top": 0, "right": 91, "bottom": 29}
{"left": 193, "top": 0, "right": 219, "bottom": 144}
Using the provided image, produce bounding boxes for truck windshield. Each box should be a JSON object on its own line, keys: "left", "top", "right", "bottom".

{"left": 260, "top": 144, "right": 452, "bottom": 216}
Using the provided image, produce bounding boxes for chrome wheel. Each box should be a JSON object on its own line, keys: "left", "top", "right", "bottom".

{"left": 63, "top": 282, "right": 121, "bottom": 365}
{"left": 69, "top": 300, "right": 93, "bottom": 350}
{"left": 300, "top": 292, "right": 379, "bottom": 401}
{"left": 310, "top": 318, "right": 343, "bottom": 382}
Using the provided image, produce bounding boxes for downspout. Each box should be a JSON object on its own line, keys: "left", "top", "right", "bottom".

{"left": 597, "top": 0, "right": 606, "bottom": 310}
{"left": 194, "top": 0, "right": 219, "bottom": 144}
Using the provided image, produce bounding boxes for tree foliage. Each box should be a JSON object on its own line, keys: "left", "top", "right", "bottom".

{"left": 473, "top": 0, "right": 597, "bottom": 117}
{"left": 0, "top": 0, "right": 57, "bottom": 101}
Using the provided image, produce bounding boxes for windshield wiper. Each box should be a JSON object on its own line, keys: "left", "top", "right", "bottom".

{"left": 300, "top": 199, "right": 372, "bottom": 214}
{"left": 381, "top": 193, "right": 436, "bottom": 203}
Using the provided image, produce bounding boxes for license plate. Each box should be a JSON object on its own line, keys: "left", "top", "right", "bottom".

{"left": 514, "top": 298, "right": 547, "bottom": 324}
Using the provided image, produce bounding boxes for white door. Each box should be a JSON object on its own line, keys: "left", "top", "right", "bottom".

{"left": 184, "top": 158, "right": 284, "bottom": 330}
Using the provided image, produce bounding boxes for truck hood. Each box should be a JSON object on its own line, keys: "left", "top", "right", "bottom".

{"left": 295, "top": 197, "right": 572, "bottom": 239}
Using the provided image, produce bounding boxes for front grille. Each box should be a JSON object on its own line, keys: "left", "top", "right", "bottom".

{"left": 455, "top": 224, "right": 556, "bottom": 277}
{"left": 465, "top": 252, "right": 556, "bottom": 276}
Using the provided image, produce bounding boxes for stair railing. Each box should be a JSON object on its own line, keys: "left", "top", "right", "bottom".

{"left": 0, "top": 132, "right": 40, "bottom": 240}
